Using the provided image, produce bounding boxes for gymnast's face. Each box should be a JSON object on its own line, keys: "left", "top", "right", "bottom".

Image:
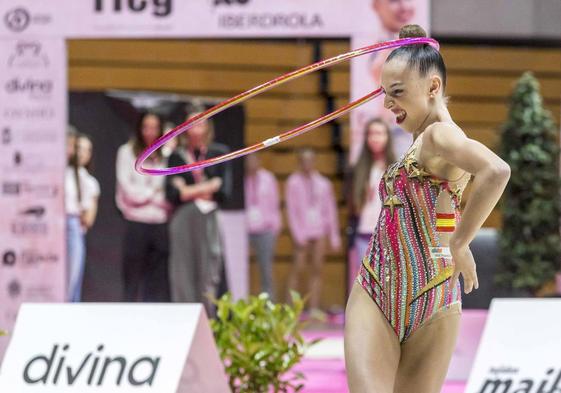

{"left": 381, "top": 58, "right": 440, "bottom": 133}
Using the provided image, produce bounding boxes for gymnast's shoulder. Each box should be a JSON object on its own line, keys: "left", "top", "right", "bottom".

{"left": 424, "top": 122, "right": 468, "bottom": 153}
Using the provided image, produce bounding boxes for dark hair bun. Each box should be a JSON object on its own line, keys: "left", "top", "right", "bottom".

{"left": 399, "top": 24, "right": 427, "bottom": 39}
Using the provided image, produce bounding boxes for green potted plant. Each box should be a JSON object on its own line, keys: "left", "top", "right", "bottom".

{"left": 211, "top": 291, "right": 320, "bottom": 393}
{"left": 497, "top": 71, "right": 561, "bottom": 294}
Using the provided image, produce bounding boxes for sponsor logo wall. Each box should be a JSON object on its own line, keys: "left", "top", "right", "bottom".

{"left": 0, "top": 38, "right": 66, "bottom": 363}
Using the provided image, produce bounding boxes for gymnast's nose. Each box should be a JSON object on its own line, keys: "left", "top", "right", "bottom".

{"left": 384, "top": 94, "right": 393, "bottom": 109}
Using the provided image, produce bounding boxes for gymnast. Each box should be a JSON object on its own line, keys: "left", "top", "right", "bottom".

{"left": 344, "top": 24, "right": 510, "bottom": 393}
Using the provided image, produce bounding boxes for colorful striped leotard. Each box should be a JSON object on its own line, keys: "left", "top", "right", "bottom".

{"left": 357, "top": 133, "right": 470, "bottom": 343}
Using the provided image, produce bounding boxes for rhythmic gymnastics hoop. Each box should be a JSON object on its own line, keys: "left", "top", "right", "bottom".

{"left": 135, "top": 37, "right": 439, "bottom": 176}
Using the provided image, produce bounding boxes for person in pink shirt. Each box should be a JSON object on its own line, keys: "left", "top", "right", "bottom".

{"left": 245, "top": 154, "right": 281, "bottom": 300}
{"left": 285, "top": 147, "right": 341, "bottom": 315}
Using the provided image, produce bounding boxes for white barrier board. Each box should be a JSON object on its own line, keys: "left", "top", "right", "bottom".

{"left": 0, "top": 303, "right": 230, "bottom": 392}
{"left": 466, "top": 298, "right": 561, "bottom": 393}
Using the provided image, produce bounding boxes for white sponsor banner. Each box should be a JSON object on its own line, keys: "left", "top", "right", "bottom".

{"left": 465, "top": 299, "right": 561, "bottom": 393}
{"left": 1, "top": 0, "right": 356, "bottom": 38}
{"left": 0, "top": 38, "right": 66, "bottom": 363}
{"left": 349, "top": 0, "right": 429, "bottom": 163}
{"left": 0, "top": 304, "right": 230, "bottom": 392}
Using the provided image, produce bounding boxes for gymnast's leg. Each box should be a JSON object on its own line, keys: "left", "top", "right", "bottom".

{"left": 344, "top": 282, "right": 400, "bottom": 393}
{"left": 394, "top": 303, "right": 461, "bottom": 393}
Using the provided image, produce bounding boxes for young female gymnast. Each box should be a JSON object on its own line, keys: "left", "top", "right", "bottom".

{"left": 344, "top": 24, "right": 511, "bottom": 393}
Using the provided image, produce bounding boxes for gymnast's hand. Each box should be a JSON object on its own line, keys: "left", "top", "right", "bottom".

{"left": 172, "top": 176, "right": 186, "bottom": 189}
{"left": 208, "top": 177, "right": 223, "bottom": 192}
{"left": 449, "top": 242, "right": 479, "bottom": 294}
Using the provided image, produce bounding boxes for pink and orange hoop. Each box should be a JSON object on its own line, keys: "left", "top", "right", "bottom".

{"left": 135, "top": 37, "right": 439, "bottom": 176}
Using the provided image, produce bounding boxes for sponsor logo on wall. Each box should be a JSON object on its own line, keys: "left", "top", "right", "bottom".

{"left": 2, "top": 249, "right": 59, "bottom": 268}
{"left": 3, "top": 7, "right": 52, "bottom": 33}
{"left": 7, "top": 41, "right": 50, "bottom": 68}
{"left": 215, "top": 0, "right": 325, "bottom": 31}
{"left": 3, "top": 8, "right": 30, "bottom": 32}
{"left": 94, "top": 0, "right": 173, "bottom": 17}
{"left": 2, "top": 250, "right": 16, "bottom": 267}
{"left": 209, "top": 0, "right": 325, "bottom": 30}
{"left": 2, "top": 127, "right": 11, "bottom": 144}
{"left": 1, "top": 151, "right": 45, "bottom": 172}
{"left": 3, "top": 106, "right": 55, "bottom": 121}
{"left": 218, "top": 12, "right": 323, "bottom": 29}
{"left": 2, "top": 181, "right": 59, "bottom": 198}
{"left": 10, "top": 205, "right": 49, "bottom": 236}
{"left": 5, "top": 77, "right": 53, "bottom": 100}
{"left": 5, "top": 281, "right": 56, "bottom": 301}
{"left": 7, "top": 279, "right": 22, "bottom": 299}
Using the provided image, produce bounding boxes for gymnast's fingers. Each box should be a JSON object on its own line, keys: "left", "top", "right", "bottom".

{"left": 451, "top": 269, "right": 460, "bottom": 291}
{"left": 473, "top": 270, "right": 480, "bottom": 290}
{"left": 463, "top": 273, "right": 473, "bottom": 294}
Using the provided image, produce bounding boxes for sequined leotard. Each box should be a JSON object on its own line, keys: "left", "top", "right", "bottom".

{"left": 357, "top": 133, "right": 470, "bottom": 343}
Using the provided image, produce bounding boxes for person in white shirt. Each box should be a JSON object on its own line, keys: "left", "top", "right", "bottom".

{"left": 65, "top": 129, "right": 100, "bottom": 302}
{"left": 116, "top": 112, "right": 171, "bottom": 302}
{"left": 348, "top": 118, "right": 394, "bottom": 286}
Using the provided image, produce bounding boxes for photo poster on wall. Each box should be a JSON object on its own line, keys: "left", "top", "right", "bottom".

{"left": 68, "top": 90, "right": 245, "bottom": 302}
{"left": 349, "top": 0, "right": 430, "bottom": 164}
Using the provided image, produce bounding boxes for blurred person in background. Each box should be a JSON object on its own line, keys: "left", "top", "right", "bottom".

{"left": 65, "top": 128, "right": 100, "bottom": 302}
{"left": 244, "top": 153, "right": 281, "bottom": 300}
{"left": 285, "top": 147, "right": 341, "bottom": 319}
{"left": 162, "top": 121, "right": 178, "bottom": 158}
{"left": 166, "top": 109, "right": 232, "bottom": 315}
{"left": 347, "top": 118, "right": 395, "bottom": 286}
{"left": 116, "top": 111, "right": 171, "bottom": 302}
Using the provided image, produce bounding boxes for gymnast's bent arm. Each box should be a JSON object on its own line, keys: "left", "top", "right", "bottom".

{"left": 425, "top": 122, "right": 510, "bottom": 293}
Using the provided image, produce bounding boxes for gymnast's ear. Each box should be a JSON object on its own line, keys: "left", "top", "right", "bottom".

{"left": 428, "top": 74, "right": 443, "bottom": 98}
